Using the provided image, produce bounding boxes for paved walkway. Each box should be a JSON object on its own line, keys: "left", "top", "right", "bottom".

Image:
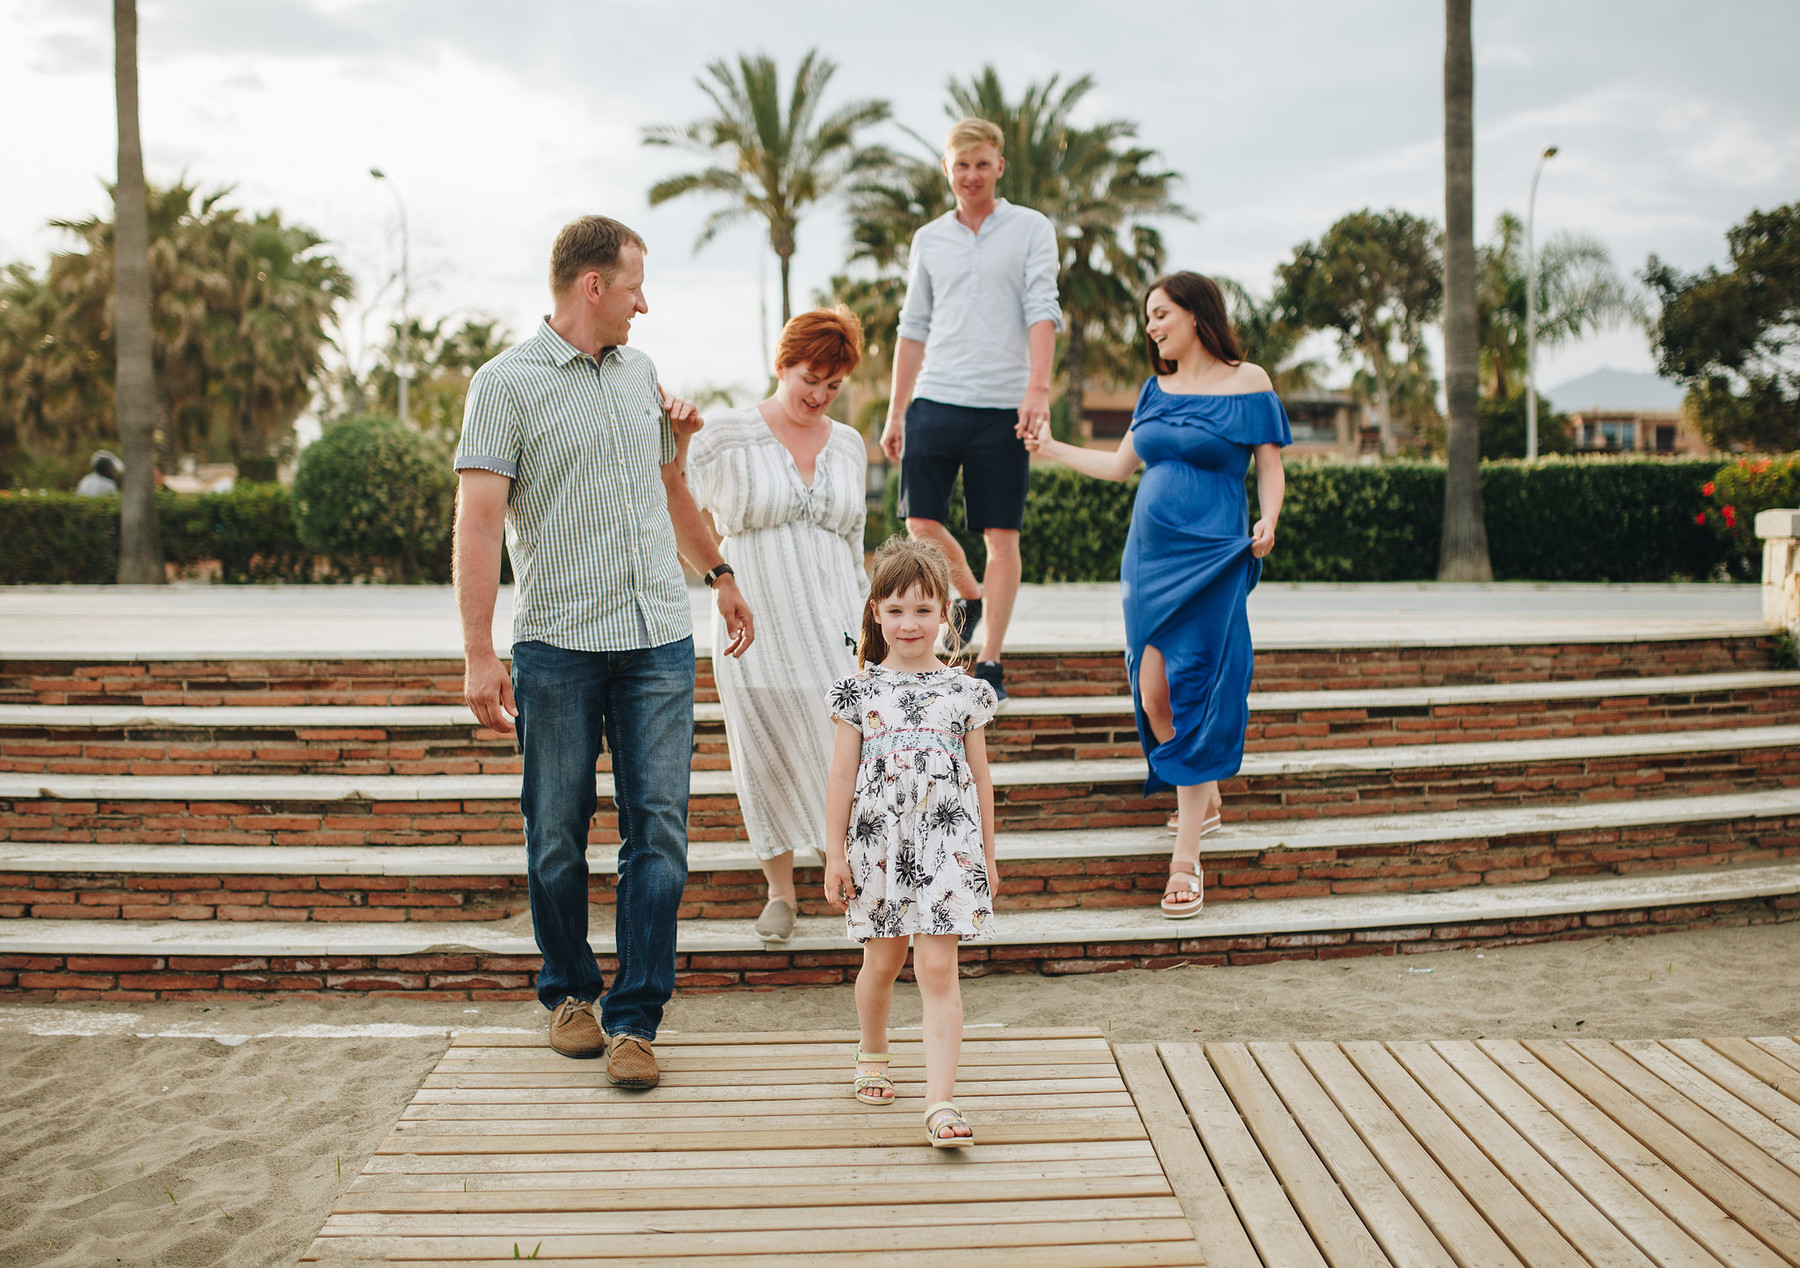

{"left": 0, "top": 582, "right": 1770, "bottom": 659}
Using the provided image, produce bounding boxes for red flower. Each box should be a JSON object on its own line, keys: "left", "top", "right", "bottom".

{"left": 1695, "top": 512, "right": 1708, "bottom": 526}
{"left": 1701, "top": 481, "right": 1715, "bottom": 496}
{"left": 1723, "top": 505, "right": 1738, "bottom": 528}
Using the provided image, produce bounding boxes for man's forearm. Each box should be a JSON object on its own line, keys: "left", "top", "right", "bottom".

{"left": 888, "top": 338, "right": 925, "bottom": 418}
{"left": 664, "top": 476, "right": 724, "bottom": 574}
{"left": 1026, "top": 320, "right": 1056, "bottom": 393}
{"left": 453, "top": 502, "right": 505, "bottom": 659}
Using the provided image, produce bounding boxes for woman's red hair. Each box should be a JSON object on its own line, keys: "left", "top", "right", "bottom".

{"left": 775, "top": 305, "right": 864, "bottom": 377}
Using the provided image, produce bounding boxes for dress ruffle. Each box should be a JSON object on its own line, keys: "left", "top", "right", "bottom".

{"left": 1129, "top": 379, "right": 1294, "bottom": 448}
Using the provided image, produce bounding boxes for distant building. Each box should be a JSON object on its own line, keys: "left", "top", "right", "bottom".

{"left": 1547, "top": 368, "right": 1714, "bottom": 457}
{"left": 1079, "top": 385, "right": 1367, "bottom": 459}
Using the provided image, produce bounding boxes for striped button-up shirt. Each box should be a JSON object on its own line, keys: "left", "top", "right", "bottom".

{"left": 454, "top": 320, "right": 691, "bottom": 652}
{"left": 898, "top": 200, "right": 1065, "bottom": 409}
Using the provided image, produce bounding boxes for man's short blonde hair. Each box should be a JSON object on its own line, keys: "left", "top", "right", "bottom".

{"left": 944, "top": 117, "right": 1004, "bottom": 157}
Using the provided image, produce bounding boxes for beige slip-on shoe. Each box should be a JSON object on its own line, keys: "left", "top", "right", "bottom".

{"left": 547, "top": 997, "right": 606, "bottom": 1059}
{"left": 606, "top": 1035, "right": 661, "bottom": 1088}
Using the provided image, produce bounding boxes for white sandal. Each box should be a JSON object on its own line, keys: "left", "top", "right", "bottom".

{"left": 853, "top": 1051, "right": 895, "bottom": 1105}
{"left": 1167, "top": 813, "right": 1223, "bottom": 837}
{"left": 1161, "top": 869, "right": 1204, "bottom": 919}
{"left": 924, "top": 1101, "right": 973, "bottom": 1148}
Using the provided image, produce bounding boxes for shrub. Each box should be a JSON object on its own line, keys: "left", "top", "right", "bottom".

{"left": 159, "top": 483, "right": 313, "bottom": 582}
{"left": 1700, "top": 454, "right": 1800, "bottom": 579}
{"left": 0, "top": 490, "right": 118, "bottom": 583}
{"left": 291, "top": 416, "right": 456, "bottom": 582}
{"left": 1255, "top": 463, "right": 1444, "bottom": 582}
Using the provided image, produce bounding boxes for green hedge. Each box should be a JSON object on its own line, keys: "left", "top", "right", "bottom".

{"left": 882, "top": 457, "right": 1740, "bottom": 584}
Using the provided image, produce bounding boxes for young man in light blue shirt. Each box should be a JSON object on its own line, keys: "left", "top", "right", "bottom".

{"left": 880, "top": 118, "right": 1064, "bottom": 704}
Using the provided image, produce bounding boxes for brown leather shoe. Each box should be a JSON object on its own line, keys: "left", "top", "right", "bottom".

{"left": 606, "top": 1035, "right": 660, "bottom": 1087}
{"left": 548, "top": 997, "right": 605, "bottom": 1059}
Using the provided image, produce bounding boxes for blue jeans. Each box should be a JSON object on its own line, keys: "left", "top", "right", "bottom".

{"left": 511, "top": 637, "right": 694, "bottom": 1039}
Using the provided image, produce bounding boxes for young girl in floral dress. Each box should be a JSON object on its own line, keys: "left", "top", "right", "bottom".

{"left": 823, "top": 537, "right": 999, "bottom": 1148}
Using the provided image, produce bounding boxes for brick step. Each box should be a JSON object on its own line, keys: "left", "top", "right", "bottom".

{"left": 3, "top": 790, "right": 1796, "bottom": 923}
{"left": 3, "top": 632, "right": 1781, "bottom": 707}
{"left": 4, "top": 725, "right": 1797, "bottom": 848}
{"left": 5, "top": 860, "right": 1797, "bottom": 999}
{"left": 4, "top": 671, "right": 1795, "bottom": 776}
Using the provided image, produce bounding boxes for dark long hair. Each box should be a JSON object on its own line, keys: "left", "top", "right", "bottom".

{"left": 858, "top": 536, "right": 957, "bottom": 667}
{"left": 1145, "top": 272, "right": 1243, "bottom": 375}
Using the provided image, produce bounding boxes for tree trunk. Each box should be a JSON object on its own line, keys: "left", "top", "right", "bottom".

{"left": 1371, "top": 350, "right": 1395, "bottom": 455}
{"left": 1437, "top": 0, "right": 1492, "bottom": 581}
{"left": 113, "top": 0, "right": 164, "bottom": 584}
{"left": 1061, "top": 319, "right": 1088, "bottom": 444}
{"left": 777, "top": 250, "right": 793, "bottom": 327}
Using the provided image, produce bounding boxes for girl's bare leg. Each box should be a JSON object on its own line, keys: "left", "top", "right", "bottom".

{"left": 912, "top": 934, "right": 971, "bottom": 1138}
{"left": 855, "top": 937, "right": 908, "bottom": 1102}
{"left": 759, "top": 850, "right": 796, "bottom": 904}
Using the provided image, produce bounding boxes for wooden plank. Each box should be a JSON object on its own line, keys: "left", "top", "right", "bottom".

{"left": 1517, "top": 1040, "right": 1800, "bottom": 1265}
{"left": 1569, "top": 1039, "right": 1800, "bottom": 1220}
{"left": 1251, "top": 1042, "right": 1456, "bottom": 1268}
{"left": 401, "top": 1092, "right": 1139, "bottom": 1118}
{"left": 1384, "top": 1041, "right": 1651, "bottom": 1267}
{"left": 1207, "top": 1043, "right": 1390, "bottom": 1268}
{"left": 447, "top": 1027, "right": 1107, "bottom": 1048}
{"left": 375, "top": 1120, "right": 1148, "bottom": 1154}
{"left": 335, "top": 1173, "right": 1177, "bottom": 1214}
{"left": 407, "top": 1077, "right": 1127, "bottom": 1102}
{"left": 1116, "top": 1044, "right": 1258, "bottom": 1268}
{"left": 349, "top": 1157, "right": 1168, "bottom": 1193}
{"left": 1340, "top": 1041, "right": 1578, "bottom": 1265}
{"left": 1666, "top": 1040, "right": 1800, "bottom": 1148}
{"left": 1621, "top": 1042, "right": 1800, "bottom": 1175}
{"left": 360, "top": 1140, "right": 1162, "bottom": 1174}
{"left": 1434, "top": 1041, "right": 1723, "bottom": 1268}
{"left": 389, "top": 1107, "right": 1144, "bottom": 1136}
{"left": 303, "top": 1242, "right": 1207, "bottom": 1267}
{"left": 302, "top": 1216, "right": 1203, "bottom": 1257}
{"left": 1753, "top": 1039, "right": 1800, "bottom": 1079}
{"left": 430, "top": 1048, "right": 1119, "bottom": 1072}
{"left": 1159, "top": 1043, "right": 1328, "bottom": 1267}
{"left": 449, "top": 1036, "right": 1111, "bottom": 1058}
{"left": 1295, "top": 1041, "right": 1522, "bottom": 1268}
{"left": 420, "top": 1062, "right": 1125, "bottom": 1088}
{"left": 1703, "top": 1038, "right": 1800, "bottom": 1108}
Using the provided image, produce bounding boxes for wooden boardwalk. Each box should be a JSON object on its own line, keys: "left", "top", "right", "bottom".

{"left": 307, "top": 1030, "right": 1800, "bottom": 1265}
{"left": 304, "top": 1027, "right": 1203, "bottom": 1265}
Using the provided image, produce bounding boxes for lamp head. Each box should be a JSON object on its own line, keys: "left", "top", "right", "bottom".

{"left": 370, "top": 167, "right": 387, "bottom": 180}
{"left": 1543, "top": 145, "right": 1559, "bottom": 160}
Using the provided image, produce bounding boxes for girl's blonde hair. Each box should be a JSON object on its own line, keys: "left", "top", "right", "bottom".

{"left": 858, "top": 536, "right": 959, "bottom": 667}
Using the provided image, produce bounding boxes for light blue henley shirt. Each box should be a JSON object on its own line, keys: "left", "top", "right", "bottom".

{"left": 897, "top": 200, "right": 1066, "bottom": 410}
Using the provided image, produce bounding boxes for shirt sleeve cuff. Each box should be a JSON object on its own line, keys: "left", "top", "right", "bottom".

{"left": 1025, "top": 305, "right": 1067, "bottom": 333}
{"left": 454, "top": 455, "right": 519, "bottom": 478}
{"left": 896, "top": 319, "right": 931, "bottom": 343}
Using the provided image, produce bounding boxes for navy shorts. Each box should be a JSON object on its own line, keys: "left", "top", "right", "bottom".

{"left": 897, "top": 398, "right": 1030, "bottom": 533}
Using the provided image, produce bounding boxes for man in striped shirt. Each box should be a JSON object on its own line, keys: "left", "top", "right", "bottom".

{"left": 453, "top": 215, "right": 753, "bottom": 1088}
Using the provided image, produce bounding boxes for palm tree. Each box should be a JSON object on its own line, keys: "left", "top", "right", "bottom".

{"left": 643, "top": 50, "right": 890, "bottom": 326}
{"left": 1478, "top": 212, "right": 1642, "bottom": 399}
{"left": 1217, "top": 280, "right": 1326, "bottom": 395}
{"left": 112, "top": 0, "right": 162, "bottom": 582}
{"left": 945, "top": 68, "right": 1187, "bottom": 435}
{"left": 1438, "top": 0, "right": 1491, "bottom": 581}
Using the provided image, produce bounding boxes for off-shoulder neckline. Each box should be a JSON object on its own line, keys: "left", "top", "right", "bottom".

{"left": 1148, "top": 377, "right": 1278, "bottom": 401}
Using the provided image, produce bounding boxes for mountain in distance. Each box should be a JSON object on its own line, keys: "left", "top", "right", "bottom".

{"left": 1543, "top": 367, "right": 1686, "bottom": 413}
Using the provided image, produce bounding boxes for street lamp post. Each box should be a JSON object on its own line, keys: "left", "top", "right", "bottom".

{"left": 1524, "top": 144, "right": 1558, "bottom": 462}
{"left": 370, "top": 168, "right": 411, "bottom": 425}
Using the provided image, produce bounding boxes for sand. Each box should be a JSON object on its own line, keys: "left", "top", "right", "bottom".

{"left": 6, "top": 919, "right": 1800, "bottom": 1266}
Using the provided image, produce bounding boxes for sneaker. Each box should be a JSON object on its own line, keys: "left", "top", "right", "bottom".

{"left": 606, "top": 1035, "right": 661, "bottom": 1088}
{"left": 547, "top": 996, "right": 605, "bottom": 1059}
{"left": 947, "top": 597, "right": 982, "bottom": 649}
{"left": 754, "top": 896, "right": 796, "bottom": 943}
{"left": 972, "top": 660, "right": 1009, "bottom": 710}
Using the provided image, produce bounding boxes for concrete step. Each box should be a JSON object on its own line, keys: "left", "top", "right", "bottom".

{"left": 4, "top": 671, "right": 1796, "bottom": 776}
{"left": 4, "top": 725, "right": 1798, "bottom": 848}
{"left": 3, "top": 631, "right": 1783, "bottom": 707}
{"left": 4, "top": 790, "right": 1796, "bottom": 924}
{"left": 6, "top": 860, "right": 1798, "bottom": 998}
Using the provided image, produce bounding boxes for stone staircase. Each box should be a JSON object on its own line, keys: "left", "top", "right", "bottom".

{"left": 2, "top": 631, "right": 1798, "bottom": 1001}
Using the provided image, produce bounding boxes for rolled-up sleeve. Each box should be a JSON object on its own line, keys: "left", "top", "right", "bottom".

{"left": 896, "top": 229, "right": 934, "bottom": 344}
{"left": 1022, "top": 218, "right": 1065, "bottom": 332}
{"left": 454, "top": 368, "right": 522, "bottom": 478}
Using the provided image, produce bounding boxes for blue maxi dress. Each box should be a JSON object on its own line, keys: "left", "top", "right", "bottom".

{"left": 1121, "top": 379, "right": 1292, "bottom": 794}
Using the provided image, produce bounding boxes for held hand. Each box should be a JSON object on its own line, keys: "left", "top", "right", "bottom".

{"left": 464, "top": 651, "right": 518, "bottom": 736}
{"left": 1020, "top": 417, "right": 1050, "bottom": 454}
{"left": 880, "top": 416, "right": 904, "bottom": 462}
{"left": 1015, "top": 385, "right": 1051, "bottom": 439}
{"left": 823, "top": 852, "right": 856, "bottom": 911}
{"left": 714, "top": 576, "right": 755, "bottom": 658}
{"left": 1250, "top": 518, "right": 1276, "bottom": 559}
{"left": 658, "top": 383, "right": 703, "bottom": 436}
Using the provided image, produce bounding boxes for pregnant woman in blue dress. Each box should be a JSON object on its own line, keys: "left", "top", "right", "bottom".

{"left": 1026, "top": 272, "right": 1288, "bottom": 918}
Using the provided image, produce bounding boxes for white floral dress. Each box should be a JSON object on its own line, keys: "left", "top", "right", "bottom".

{"left": 827, "top": 665, "right": 999, "bottom": 943}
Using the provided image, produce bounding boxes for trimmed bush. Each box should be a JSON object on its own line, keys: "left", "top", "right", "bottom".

{"left": 0, "top": 491, "right": 118, "bottom": 584}
{"left": 291, "top": 416, "right": 456, "bottom": 582}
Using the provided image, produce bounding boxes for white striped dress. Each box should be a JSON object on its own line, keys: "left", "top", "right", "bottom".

{"left": 686, "top": 406, "right": 869, "bottom": 860}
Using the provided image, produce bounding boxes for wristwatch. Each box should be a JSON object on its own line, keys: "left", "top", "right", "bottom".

{"left": 703, "top": 563, "right": 735, "bottom": 589}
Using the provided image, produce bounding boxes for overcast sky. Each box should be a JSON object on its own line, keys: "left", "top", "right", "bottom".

{"left": 5, "top": 0, "right": 1798, "bottom": 406}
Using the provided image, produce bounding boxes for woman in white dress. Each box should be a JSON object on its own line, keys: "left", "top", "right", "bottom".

{"left": 682, "top": 307, "right": 869, "bottom": 941}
